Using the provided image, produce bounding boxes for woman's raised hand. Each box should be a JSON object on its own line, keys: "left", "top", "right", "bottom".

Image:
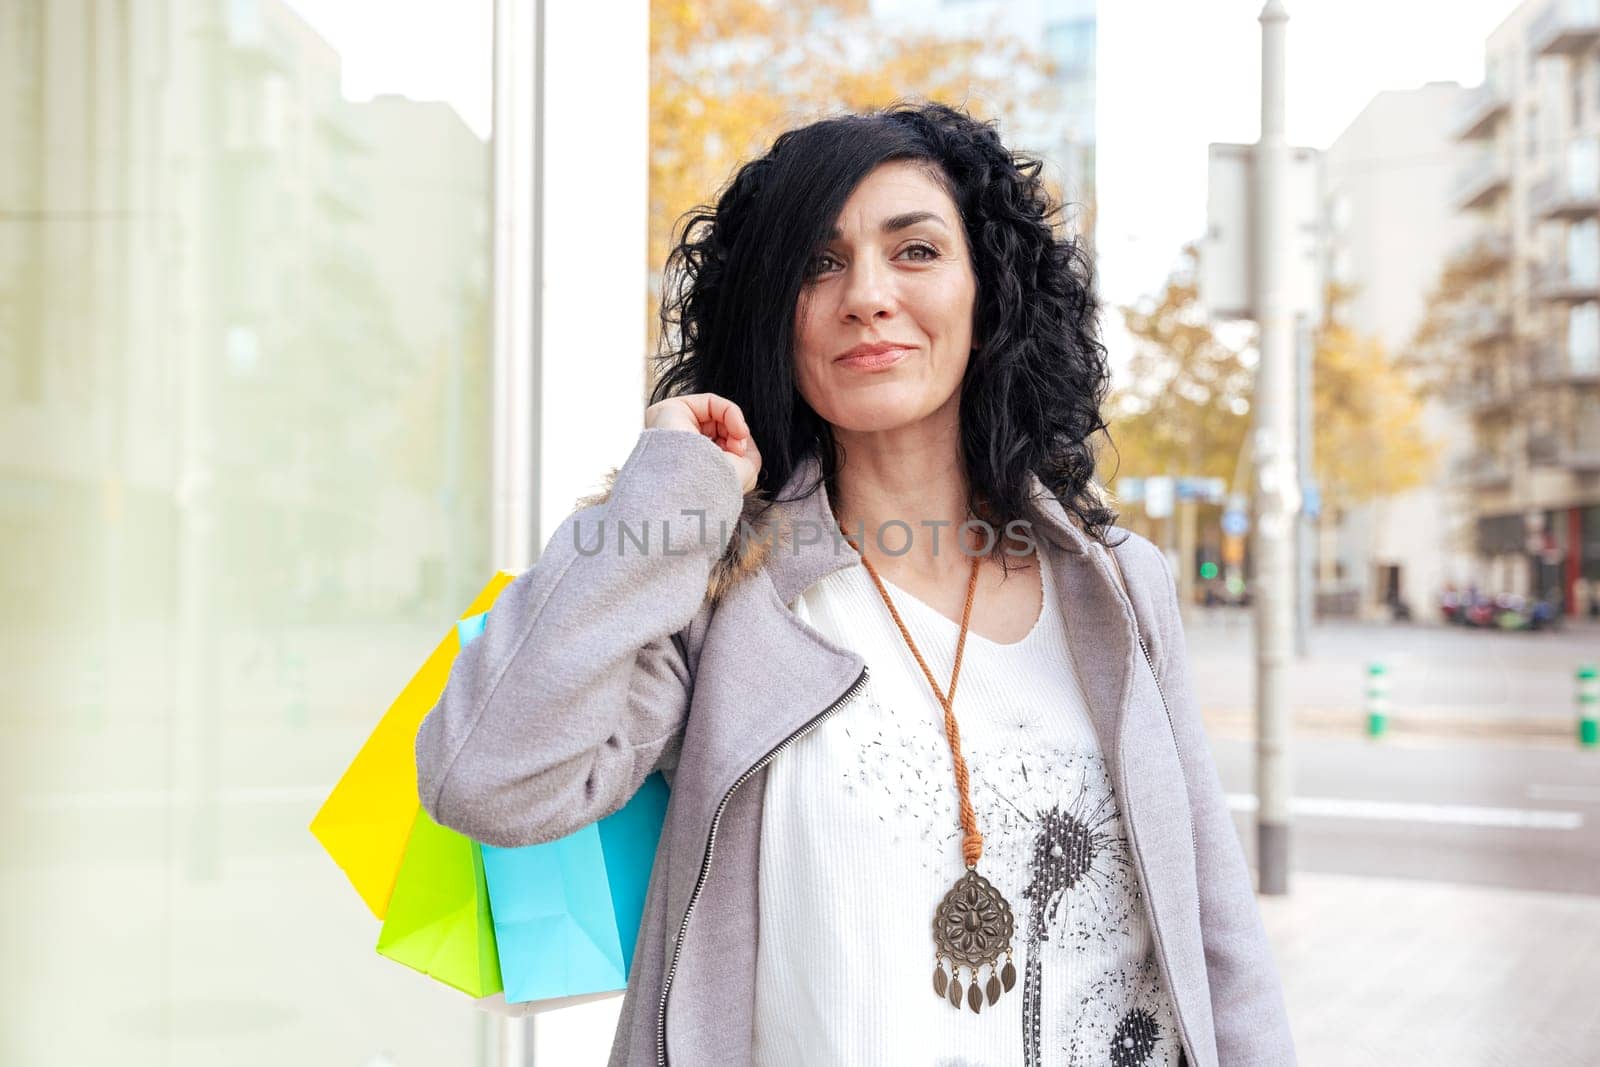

{"left": 644, "top": 393, "right": 763, "bottom": 494}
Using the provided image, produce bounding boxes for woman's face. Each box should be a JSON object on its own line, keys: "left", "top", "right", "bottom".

{"left": 792, "top": 159, "right": 978, "bottom": 437}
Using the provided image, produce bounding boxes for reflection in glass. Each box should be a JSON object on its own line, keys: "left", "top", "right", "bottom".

{"left": 1, "top": 0, "right": 492, "bottom": 1061}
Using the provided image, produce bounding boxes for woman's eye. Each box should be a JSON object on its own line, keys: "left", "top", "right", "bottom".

{"left": 808, "top": 244, "right": 935, "bottom": 277}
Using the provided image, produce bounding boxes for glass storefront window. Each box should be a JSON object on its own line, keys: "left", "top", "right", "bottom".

{"left": 2, "top": 1, "right": 493, "bottom": 1061}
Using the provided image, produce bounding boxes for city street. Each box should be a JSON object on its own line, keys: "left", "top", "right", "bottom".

{"left": 1185, "top": 607, "right": 1600, "bottom": 731}
{"left": 1215, "top": 736, "right": 1599, "bottom": 894}
{"left": 1187, "top": 609, "right": 1600, "bottom": 894}
{"left": 1185, "top": 611, "right": 1600, "bottom": 1064}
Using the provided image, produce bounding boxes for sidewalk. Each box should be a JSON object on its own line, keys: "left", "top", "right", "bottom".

{"left": 1257, "top": 870, "right": 1600, "bottom": 1065}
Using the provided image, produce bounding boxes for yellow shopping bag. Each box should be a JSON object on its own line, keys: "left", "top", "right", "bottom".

{"left": 310, "top": 572, "right": 516, "bottom": 918}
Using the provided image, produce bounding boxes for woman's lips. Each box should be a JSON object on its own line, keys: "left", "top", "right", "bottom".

{"left": 836, "top": 347, "right": 911, "bottom": 370}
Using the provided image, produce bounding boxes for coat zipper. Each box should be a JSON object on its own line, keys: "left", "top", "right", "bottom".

{"left": 1135, "top": 632, "right": 1200, "bottom": 862}
{"left": 1125, "top": 622, "right": 1202, "bottom": 1067}
{"left": 655, "top": 664, "right": 870, "bottom": 1067}
{"left": 1101, "top": 545, "right": 1202, "bottom": 1065}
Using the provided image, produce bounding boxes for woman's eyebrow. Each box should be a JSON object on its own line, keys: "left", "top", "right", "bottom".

{"left": 826, "top": 210, "right": 950, "bottom": 240}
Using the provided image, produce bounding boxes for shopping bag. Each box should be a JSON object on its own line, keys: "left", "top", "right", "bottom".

{"left": 481, "top": 771, "right": 669, "bottom": 1003}
{"left": 316, "top": 569, "right": 673, "bottom": 1007}
{"left": 375, "top": 806, "right": 503, "bottom": 998}
{"left": 309, "top": 572, "right": 516, "bottom": 918}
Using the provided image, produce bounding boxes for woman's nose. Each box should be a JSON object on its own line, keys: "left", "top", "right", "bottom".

{"left": 838, "top": 257, "right": 895, "bottom": 323}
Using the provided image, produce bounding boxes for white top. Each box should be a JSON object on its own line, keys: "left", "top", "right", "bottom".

{"left": 751, "top": 545, "right": 1183, "bottom": 1067}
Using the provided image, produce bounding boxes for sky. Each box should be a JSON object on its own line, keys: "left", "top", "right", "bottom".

{"left": 287, "top": 0, "right": 1522, "bottom": 348}
{"left": 284, "top": 0, "right": 495, "bottom": 137}
{"left": 1094, "top": 0, "right": 1515, "bottom": 313}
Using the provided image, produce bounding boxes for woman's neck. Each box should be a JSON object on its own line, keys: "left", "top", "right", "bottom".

{"left": 827, "top": 424, "right": 984, "bottom": 581}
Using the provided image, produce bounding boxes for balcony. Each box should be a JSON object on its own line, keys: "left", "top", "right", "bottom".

{"left": 1451, "top": 230, "right": 1512, "bottom": 273}
{"left": 1452, "top": 82, "right": 1512, "bottom": 141}
{"left": 1464, "top": 376, "right": 1519, "bottom": 416}
{"left": 1529, "top": 0, "right": 1600, "bottom": 57}
{"left": 1530, "top": 168, "right": 1600, "bottom": 222}
{"left": 1453, "top": 152, "right": 1511, "bottom": 212}
{"left": 1528, "top": 430, "right": 1600, "bottom": 470}
{"left": 1569, "top": 444, "right": 1600, "bottom": 470}
{"left": 222, "top": 0, "right": 293, "bottom": 78}
{"left": 1457, "top": 305, "right": 1514, "bottom": 347}
{"left": 1532, "top": 258, "right": 1600, "bottom": 302}
{"left": 312, "top": 239, "right": 376, "bottom": 298}
{"left": 317, "top": 108, "right": 371, "bottom": 155}
{"left": 316, "top": 165, "right": 367, "bottom": 222}
{"left": 1453, "top": 453, "right": 1513, "bottom": 489}
{"left": 1531, "top": 340, "right": 1600, "bottom": 384}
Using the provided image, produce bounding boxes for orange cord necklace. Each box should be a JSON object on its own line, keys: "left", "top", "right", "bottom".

{"left": 837, "top": 518, "right": 1018, "bottom": 1014}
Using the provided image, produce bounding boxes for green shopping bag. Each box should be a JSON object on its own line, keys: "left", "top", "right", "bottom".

{"left": 376, "top": 807, "right": 503, "bottom": 998}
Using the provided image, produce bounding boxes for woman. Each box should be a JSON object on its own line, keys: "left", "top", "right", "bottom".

{"left": 415, "top": 101, "right": 1295, "bottom": 1067}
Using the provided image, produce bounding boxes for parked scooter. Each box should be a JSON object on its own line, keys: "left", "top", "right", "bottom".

{"left": 1439, "top": 585, "right": 1564, "bottom": 631}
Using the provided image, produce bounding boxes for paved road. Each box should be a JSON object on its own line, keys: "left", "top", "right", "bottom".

{"left": 1179, "top": 612, "right": 1600, "bottom": 896}
{"left": 1185, "top": 610, "right": 1600, "bottom": 727}
{"left": 1212, "top": 735, "right": 1600, "bottom": 895}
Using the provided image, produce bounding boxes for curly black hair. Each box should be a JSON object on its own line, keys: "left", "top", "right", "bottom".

{"left": 649, "top": 99, "right": 1121, "bottom": 555}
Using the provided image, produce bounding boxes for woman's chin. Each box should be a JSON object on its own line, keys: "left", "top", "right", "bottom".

{"left": 819, "top": 398, "right": 939, "bottom": 435}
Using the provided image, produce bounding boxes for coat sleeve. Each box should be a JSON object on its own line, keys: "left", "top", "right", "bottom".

{"left": 1142, "top": 541, "right": 1299, "bottom": 1066}
{"left": 414, "top": 427, "right": 744, "bottom": 848}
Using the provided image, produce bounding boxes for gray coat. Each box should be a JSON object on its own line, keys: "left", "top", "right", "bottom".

{"left": 414, "top": 426, "right": 1297, "bottom": 1067}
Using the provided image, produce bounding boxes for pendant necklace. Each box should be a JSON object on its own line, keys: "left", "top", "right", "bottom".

{"left": 836, "top": 517, "right": 1018, "bottom": 1014}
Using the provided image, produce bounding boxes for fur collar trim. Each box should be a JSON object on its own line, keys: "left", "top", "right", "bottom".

{"left": 573, "top": 465, "right": 787, "bottom": 605}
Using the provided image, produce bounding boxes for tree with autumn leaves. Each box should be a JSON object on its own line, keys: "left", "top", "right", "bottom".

{"left": 1100, "top": 242, "right": 1253, "bottom": 489}
{"left": 648, "top": 0, "right": 1069, "bottom": 374}
{"left": 1102, "top": 240, "right": 1440, "bottom": 524}
{"left": 1312, "top": 280, "right": 1442, "bottom": 515}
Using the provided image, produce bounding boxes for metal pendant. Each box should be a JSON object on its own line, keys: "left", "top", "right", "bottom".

{"left": 932, "top": 866, "right": 1016, "bottom": 1012}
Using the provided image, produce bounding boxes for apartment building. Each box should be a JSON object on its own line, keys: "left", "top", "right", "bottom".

{"left": 1321, "top": 84, "right": 1480, "bottom": 619}
{"left": 1452, "top": 0, "right": 1600, "bottom": 614}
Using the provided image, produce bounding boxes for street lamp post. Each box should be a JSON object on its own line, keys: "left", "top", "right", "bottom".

{"left": 1252, "top": 0, "right": 1298, "bottom": 896}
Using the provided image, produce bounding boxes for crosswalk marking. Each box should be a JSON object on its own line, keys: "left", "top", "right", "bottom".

{"left": 1225, "top": 793, "right": 1584, "bottom": 830}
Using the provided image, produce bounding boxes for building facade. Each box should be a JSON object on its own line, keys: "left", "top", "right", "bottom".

{"left": 1452, "top": 1, "right": 1600, "bottom": 614}
{"left": 1321, "top": 83, "right": 1480, "bottom": 619}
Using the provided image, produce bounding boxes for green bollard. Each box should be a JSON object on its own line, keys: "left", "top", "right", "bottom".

{"left": 1366, "top": 662, "right": 1388, "bottom": 738}
{"left": 1580, "top": 666, "right": 1598, "bottom": 749}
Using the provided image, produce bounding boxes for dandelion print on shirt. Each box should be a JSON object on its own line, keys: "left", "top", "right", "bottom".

{"left": 849, "top": 713, "right": 1182, "bottom": 1067}
{"left": 751, "top": 553, "right": 1184, "bottom": 1067}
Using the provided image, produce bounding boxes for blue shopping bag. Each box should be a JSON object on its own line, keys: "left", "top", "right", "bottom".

{"left": 456, "top": 611, "right": 671, "bottom": 1004}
